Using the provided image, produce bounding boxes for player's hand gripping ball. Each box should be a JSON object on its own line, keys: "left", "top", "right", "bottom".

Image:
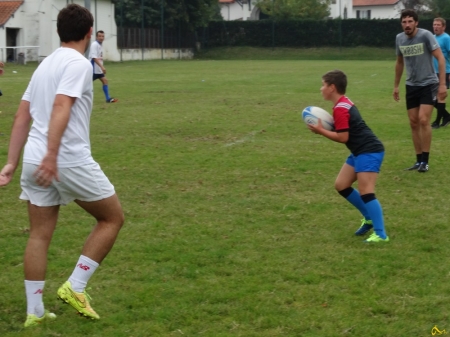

{"left": 302, "top": 106, "right": 334, "bottom": 131}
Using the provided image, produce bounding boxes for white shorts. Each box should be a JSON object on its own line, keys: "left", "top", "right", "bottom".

{"left": 20, "top": 162, "right": 115, "bottom": 206}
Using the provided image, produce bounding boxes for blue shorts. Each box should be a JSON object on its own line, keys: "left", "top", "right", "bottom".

{"left": 345, "top": 152, "right": 384, "bottom": 173}
{"left": 93, "top": 73, "right": 105, "bottom": 81}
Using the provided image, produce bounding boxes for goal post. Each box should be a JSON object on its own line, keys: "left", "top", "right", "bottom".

{"left": 0, "top": 46, "right": 41, "bottom": 65}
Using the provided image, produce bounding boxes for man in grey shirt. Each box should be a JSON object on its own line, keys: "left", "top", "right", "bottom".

{"left": 394, "top": 9, "right": 448, "bottom": 172}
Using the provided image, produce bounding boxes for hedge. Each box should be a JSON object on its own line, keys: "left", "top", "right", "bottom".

{"left": 198, "top": 19, "right": 450, "bottom": 48}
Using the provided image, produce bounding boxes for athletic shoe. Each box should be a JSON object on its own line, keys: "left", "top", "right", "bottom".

{"left": 364, "top": 233, "right": 389, "bottom": 243}
{"left": 106, "top": 98, "right": 118, "bottom": 103}
{"left": 418, "top": 162, "right": 429, "bottom": 173}
{"left": 441, "top": 119, "right": 450, "bottom": 127}
{"left": 431, "top": 121, "right": 440, "bottom": 129}
{"left": 354, "top": 218, "right": 373, "bottom": 236}
{"left": 24, "top": 310, "right": 56, "bottom": 328}
{"left": 404, "top": 162, "right": 420, "bottom": 171}
{"left": 57, "top": 281, "right": 100, "bottom": 319}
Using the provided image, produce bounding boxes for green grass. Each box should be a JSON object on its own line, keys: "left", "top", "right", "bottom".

{"left": 0, "top": 55, "right": 449, "bottom": 337}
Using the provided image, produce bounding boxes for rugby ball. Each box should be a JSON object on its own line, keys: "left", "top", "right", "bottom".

{"left": 302, "top": 106, "right": 334, "bottom": 131}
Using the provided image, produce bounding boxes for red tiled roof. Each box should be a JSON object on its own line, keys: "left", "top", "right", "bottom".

{"left": 0, "top": 1, "right": 23, "bottom": 26}
{"left": 353, "top": 0, "right": 399, "bottom": 6}
{"left": 219, "top": 0, "right": 235, "bottom": 3}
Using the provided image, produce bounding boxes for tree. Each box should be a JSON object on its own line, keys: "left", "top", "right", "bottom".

{"left": 113, "top": 0, "right": 222, "bottom": 30}
{"left": 427, "top": 0, "right": 450, "bottom": 18}
{"left": 256, "top": 0, "right": 331, "bottom": 20}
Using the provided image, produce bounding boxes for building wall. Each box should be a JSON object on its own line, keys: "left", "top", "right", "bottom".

{"left": 353, "top": 3, "right": 405, "bottom": 19}
{"left": 0, "top": 0, "right": 191, "bottom": 62}
{"left": 219, "top": 1, "right": 258, "bottom": 21}
{"left": 329, "top": 0, "right": 353, "bottom": 19}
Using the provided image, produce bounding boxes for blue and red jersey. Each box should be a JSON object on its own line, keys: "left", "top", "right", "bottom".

{"left": 333, "top": 96, "right": 384, "bottom": 156}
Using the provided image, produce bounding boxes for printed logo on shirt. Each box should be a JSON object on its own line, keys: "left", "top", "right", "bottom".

{"left": 400, "top": 43, "right": 424, "bottom": 57}
{"left": 77, "top": 263, "right": 90, "bottom": 271}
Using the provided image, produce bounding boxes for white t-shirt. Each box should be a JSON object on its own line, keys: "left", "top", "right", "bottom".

{"left": 22, "top": 47, "right": 95, "bottom": 168}
{"left": 89, "top": 40, "right": 103, "bottom": 74}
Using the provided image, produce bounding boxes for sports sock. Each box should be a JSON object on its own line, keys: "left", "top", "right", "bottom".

{"left": 102, "top": 84, "right": 111, "bottom": 101}
{"left": 361, "top": 193, "right": 387, "bottom": 239}
{"left": 68, "top": 255, "right": 99, "bottom": 292}
{"left": 416, "top": 153, "right": 422, "bottom": 164}
{"left": 338, "top": 187, "right": 371, "bottom": 221}
{"left": 25, "top": 280, "right": 45, "bottom": 317}
{"left": 422, "top": 152, "right": 429, "bottom": 164}
{"left": 437, "top": 103, "right": 450, "bottom": 120}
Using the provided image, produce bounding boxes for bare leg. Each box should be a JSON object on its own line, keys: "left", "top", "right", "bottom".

{"left": 407, "top": 107, "right": 422, "bottom": 155}
{"left": 75, "top": 194, "right": 124, "bottom": 263}
{"left": 418, "top": 104, "right": 434, "bottom": 152}
{"left": 335, "top": 163, "right": 357, "bottom": 191}
{"left": 24, "top": 203, "right": 59, "bottom": 280}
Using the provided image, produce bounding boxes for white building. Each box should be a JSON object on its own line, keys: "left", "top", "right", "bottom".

{"left": 219, "top": 0, "right": 260, "bottom": 21}
{"left": 219, "top": 0, "right": 405, "bottom": 20}
{"left": 0, "top": 0, "right": 192, "bottom": 62}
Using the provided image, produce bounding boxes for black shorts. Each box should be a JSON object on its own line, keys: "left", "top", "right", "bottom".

{"left": 406, "top": 83, "right": 438, "bottom": 110}
{"left": 93, "top": 73, "right": 105, "bottom": 81}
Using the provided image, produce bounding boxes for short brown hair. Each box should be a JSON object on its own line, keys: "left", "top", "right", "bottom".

{"left": 57, "top": 4, "right": 93, "bottom": 43}
{"left": 322, "top": 70, "right": 347, "bottom": 95}
{"left": 434, "top": 17, "right": 446, "bottom": 27}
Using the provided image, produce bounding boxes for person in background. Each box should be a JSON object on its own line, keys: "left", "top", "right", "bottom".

{"left": 393, "top": 9, "right": 448, "bottom": 173}
{"left": 430, "top": 17, "right": 450, "bottom": 129}
{"left": 89, "top": 30, "right": 118, "bottom": 103}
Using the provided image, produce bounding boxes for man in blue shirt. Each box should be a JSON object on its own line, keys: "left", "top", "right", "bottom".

{"left": 431, "top": 17, "right": 450, "bottom": 128}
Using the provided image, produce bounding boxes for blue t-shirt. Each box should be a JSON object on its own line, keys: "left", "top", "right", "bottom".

{"left": 433, "top": 32, "right": 450, "bottom": 73}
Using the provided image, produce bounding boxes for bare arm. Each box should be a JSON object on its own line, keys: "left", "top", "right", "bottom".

{"left": 307, "top": 120, "right": 349, "bottom": 143}
{"left": 393, "top": 55, "right": 404, "bottom": 102}
{"left": 0, "top": 100, "right": 32, "bottom": 186}
{"left": 432, "top": 48, "right": 449, "bottom": 101}
{"left": 92, "top": 58, "right": 106, "bottom": 74}
{"left": 33, "top": 94, "right": 76, "bottom": 187}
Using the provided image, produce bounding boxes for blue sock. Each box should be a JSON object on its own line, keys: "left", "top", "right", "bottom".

{"left": 341, "top": 188, "right": 371, "bottom": 220}
{"left": 102, "top": 85, "right": 110, "bottom": 101}
{"left": 363, "top": 198, "right": 387, "bottom": 239}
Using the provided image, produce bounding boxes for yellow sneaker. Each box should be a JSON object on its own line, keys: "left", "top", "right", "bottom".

{"left": 24, "top": 310, "right": 56, "bottom": 328}
{"left": 57, "top": 281, "right": 100, "bottom": 319}
{"left": 364, "top": 233, "right": 389, "bottom": 243}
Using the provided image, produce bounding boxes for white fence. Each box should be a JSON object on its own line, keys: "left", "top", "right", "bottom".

{"left": 0, "top": 46, "right": 40, "bottom": 64}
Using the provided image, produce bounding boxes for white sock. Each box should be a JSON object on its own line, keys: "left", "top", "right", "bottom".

{"left": 24, "top": 280, "right": 45, "bottom": 317}
{"left": 68, "top": 255, "right": 99, "bottom": 292}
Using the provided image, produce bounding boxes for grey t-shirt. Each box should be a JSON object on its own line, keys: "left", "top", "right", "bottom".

{"left": 396, "top": 28, "right": 440, "bottom": 86}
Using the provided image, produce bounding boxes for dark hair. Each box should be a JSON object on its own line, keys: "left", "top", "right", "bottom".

{"left": 96, "top": 30, "right": 105, "bottom": 37}
{"left": 57, "top": 4, "right": 93, "bottom": 43}
{"left": 322, "top": 70, "right": 347, "bottom": 95}
{"left": 400, "top": 9, "right": 418, "bottom": 22}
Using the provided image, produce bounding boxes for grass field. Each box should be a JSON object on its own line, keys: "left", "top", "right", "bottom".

{"left": 1, "top": 49, "right": 450, "bottom": 337}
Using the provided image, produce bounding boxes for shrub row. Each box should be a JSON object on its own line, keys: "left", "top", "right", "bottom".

{"left": 197, "top": 19, "right": 449, "bottom": 48}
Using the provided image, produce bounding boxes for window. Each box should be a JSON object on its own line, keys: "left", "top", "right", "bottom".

{"left": 356, "top": 10, "right": 371, "bottom": 19}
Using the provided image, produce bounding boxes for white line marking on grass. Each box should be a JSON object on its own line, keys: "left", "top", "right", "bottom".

{"left": 224, "top": 131, "right": 258, "bottom": 147}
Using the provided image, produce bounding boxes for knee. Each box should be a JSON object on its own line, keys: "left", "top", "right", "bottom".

{"left": 409, "top": 118, "right": 419, "bottom": 129}
{"left": 335, "top": 180, "right": 349, "bottom": 193}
